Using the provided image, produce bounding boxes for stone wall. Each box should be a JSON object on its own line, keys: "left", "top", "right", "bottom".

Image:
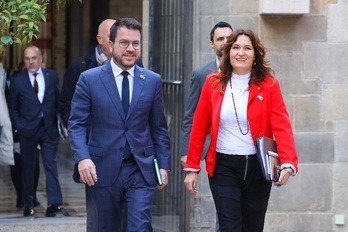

{"left": 191, "top": 0, "right": 348, "bottom": 231}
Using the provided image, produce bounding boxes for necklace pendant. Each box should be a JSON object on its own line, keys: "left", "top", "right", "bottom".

{"left": 231, "top": 92, "right": 250, "bottom": 135}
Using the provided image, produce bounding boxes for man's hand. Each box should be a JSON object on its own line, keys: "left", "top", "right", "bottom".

{"left": 157, "top": 169, "right": 168, "bottom": 190}
{"left": 180, "top": 155, "right": 187, "bottom": 167}
{"left": 78, "top": 159, "right": 98, "bottom": 186}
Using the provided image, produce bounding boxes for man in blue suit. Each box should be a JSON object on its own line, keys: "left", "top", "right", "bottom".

{"left": 8, "top": 45, "right": 65, "bottom": 217}
{"left": 68, "top": 18, "right": 171, "bottom": 231}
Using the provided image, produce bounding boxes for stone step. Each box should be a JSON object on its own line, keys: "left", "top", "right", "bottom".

{"left": 0, "top": 140, "right": 87, "bottom": 232}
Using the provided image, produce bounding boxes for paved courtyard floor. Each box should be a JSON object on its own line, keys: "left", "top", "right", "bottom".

{"left": 0, "top": 140, "right": 86, "bottom": 231}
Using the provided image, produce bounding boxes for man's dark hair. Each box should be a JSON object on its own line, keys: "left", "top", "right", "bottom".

{"left": 109, "top": 18, "right": 142, "bottom": 43}
{"left": 210, "top": 21, "right": 233, "bottom": 42}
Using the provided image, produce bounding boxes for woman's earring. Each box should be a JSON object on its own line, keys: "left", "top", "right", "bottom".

{"left": 254, "top": 60, "right": 256, "bottom": 66}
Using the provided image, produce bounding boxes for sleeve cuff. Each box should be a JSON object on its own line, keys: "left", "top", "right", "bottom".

{"left": 280, "top": 163, "right": 297, "bottom": 176}
{"left": 183, "top": 168, "right": 200, "bottom": 173}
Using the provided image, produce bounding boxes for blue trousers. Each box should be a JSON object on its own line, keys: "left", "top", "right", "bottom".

{"left": 88, "top": 156, "right": 156, "bottom": 231}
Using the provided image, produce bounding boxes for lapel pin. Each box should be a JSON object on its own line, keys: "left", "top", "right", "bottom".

{"left": 140, "top": 74, "right": 145, "bottom": 79}
{"left": 257, "top": 95, "right": 264, "bottom": 101}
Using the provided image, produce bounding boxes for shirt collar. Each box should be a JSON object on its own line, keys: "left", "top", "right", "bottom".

{"left": 110, "top": 59, "right": 135, "bottom": 77}
{"left": 216, "top": 57, "right": 220, "bottom": 71}
{"left": 28, "top": 67, "right": 43, "bottom": 76}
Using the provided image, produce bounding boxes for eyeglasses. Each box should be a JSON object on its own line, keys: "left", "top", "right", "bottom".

{"left": 24, "top": 56, "right": 39, "bottom": 62}
{"left": 115, "top": 40, "right": 141, "bottom": 50}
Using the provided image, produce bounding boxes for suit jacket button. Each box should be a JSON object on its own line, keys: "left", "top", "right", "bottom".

{"left": 120, "top": 147, "right": 124, "bottom": 151}
{"left": 125, "top": 128, "right": 128, "bottom": 132}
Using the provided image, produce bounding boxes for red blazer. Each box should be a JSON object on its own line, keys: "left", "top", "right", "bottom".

{"left": 186, "top": 74, "right": 298, "bottom": 177}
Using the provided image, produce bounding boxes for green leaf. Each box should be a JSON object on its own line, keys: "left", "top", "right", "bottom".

{"left": 1, "top": 36, "right": 13, "bottom": 44}
{"left": 14, "top": 37, "right": 22, "bottom": 44}
{"left": 25, "top": 9, "right": 36, "bottom": 14}
{"left": 40, "top": 14, "right": 46, "bottom": 22}
{"left": 19, "top": 15, "right": 29, "bottom": 20}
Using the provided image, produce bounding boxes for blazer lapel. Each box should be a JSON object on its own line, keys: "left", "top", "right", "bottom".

{"left": 42, "top": 69, "right": 50, "bottom": 102}
{"left": 100, "top": 64, "right": 125, "bottom": 119}
{"left": 207, "top": 60, "right": 218, "bottom": 73}
{"left": 23, "top": 72, "right": 40, "bottom": 102}
{"left": 127, "top": 66, "right": 145, "bottom": 118}
{"left": 211, "top": 82, "right": 225, "bottom": 133}
{"left": 248, "top": 82, "right": 262, "bottom": 104}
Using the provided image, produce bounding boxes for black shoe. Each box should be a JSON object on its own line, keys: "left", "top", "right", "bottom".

{"left": 46, "top": 204, "right": 67, "bottom": 217}
{"left": 23, "top": 206, "right": 34, "bottom": 216}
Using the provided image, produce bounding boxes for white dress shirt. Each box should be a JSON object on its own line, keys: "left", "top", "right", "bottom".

{"left": 110, "top": 60, "right": 135, "bottom": 104}
{"left": 29, "top": 68, "right": 45, "bottom": 103}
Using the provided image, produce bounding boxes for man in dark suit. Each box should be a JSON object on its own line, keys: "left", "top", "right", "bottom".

{"left": 8, "top": 45, "right": 65, "bottom": 217}
{"left": 180, "top": 21, "right": 233, "bottom": 232}
{"left": 68, "top": 18, "right": 171, "bottom": 231}
{"left": 6, "top": 60, "right": 41, "bottom": 209}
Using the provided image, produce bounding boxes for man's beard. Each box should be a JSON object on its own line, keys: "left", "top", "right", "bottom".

{"left": 215, "top": 49, "right": 223, "bottom": 58}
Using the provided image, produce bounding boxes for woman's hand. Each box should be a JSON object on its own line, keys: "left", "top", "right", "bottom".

{"left": 273, "top": 168, "right": 291, "bottom": 187}
{"left": 184, "top": 172, "right": 199, "bottom": 195}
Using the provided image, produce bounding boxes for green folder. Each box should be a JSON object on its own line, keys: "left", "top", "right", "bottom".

{"left": 153, "top": 158, "right": 163, "bottom": 185}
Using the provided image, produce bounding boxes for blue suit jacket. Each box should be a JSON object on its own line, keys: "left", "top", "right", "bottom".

{"left": 68, "top": 60, "right": 171, "bottom": 187}
{"left": 8, "top": 69, "right": 60, "bottom": 138}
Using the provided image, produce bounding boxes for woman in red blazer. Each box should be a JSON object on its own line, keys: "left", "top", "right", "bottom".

{"left": 184, "top": 29, "right": 298, "bottom": 232}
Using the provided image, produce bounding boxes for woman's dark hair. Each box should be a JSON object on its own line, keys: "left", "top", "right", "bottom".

{"left": 109, "top": 18, "right": 142, "bottom": 43}
{"left": 216, "top": 29, "right": 274, "bottom": 93}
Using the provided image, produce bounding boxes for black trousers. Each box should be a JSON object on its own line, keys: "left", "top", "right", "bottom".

{"left": 10, "top": 151, "right": 40, "bottom": 207}
{"left": 208, "top": 153, "right": 272, "bottom": 232}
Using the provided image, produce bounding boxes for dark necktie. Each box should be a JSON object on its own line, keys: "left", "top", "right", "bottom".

{"left": 33, "top": 73, "right": 38, "bottom": 94}
{"left": 121, "top": 71, "right": 130, "bottom": 116}
{"left": 121, "top": 71, "right": 131, "bottom": 159}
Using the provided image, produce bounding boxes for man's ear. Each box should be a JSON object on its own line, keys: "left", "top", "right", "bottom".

{"left": 108, "top": 40, "right": 113, "bottom": 50}
{"left": 209, "top": 41, "right": 214, "bottom": 49}
{"left": 96, "top": 34, "right": 102, "bottom": 44}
